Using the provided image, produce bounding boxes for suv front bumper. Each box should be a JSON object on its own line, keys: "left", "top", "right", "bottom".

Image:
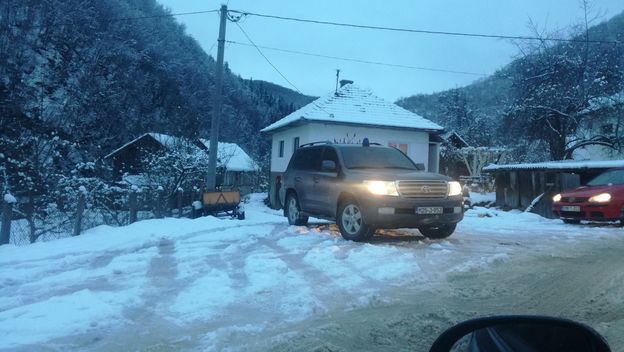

{"left": 359, "top": 195, "right": 464, "bottom": 229}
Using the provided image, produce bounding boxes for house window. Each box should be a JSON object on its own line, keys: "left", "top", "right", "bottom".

{"left": 389, "top": 142, "right": 408, "bottom": 155}
{"left": 278, "top": 140, "right": 284, "bottom": 158}
{"left": 293, "top": 137, "right": 300, "bottom": 151}
{"left": 601, "top": 124, "right": 613, "bottom": 135}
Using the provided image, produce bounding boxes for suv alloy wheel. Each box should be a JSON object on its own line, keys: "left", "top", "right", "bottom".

{"left": 337, "top": 198, "right": 375, "bottom": 241}
{"left": 285, "top": 192, "right": 309, "bottom": 226}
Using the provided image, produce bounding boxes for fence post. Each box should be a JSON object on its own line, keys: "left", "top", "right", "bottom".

{"left": 176, "top": 188, "right": 183, "bottom": 218}
{"left": 1, "top": 194, "right": 15, "bottom": 245}
{"left": 128, "top": 191, "right": 138, "bottom": 224}
{"left": 154, "top": 187, "right": 165, "bottom": 219}
{"left": 73, "top": 188, "right": 86, "bottom": 237}
{"left": 25, "top": 198, "right": 36, "bottom": 244}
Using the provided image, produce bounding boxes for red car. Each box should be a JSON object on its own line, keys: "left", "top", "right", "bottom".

{"left": 552, "top": 169, "right": 624, "bottom": 224}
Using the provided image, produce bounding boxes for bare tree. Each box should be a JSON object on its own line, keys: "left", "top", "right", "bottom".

{"left": 504, "top": 1, "right": 622, "bottom": 160}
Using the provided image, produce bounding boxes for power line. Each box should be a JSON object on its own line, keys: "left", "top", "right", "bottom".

{"left": 228, "top": 9, "right": 621, "bottom": 45}
{"left": 226, "top": 40, "right": 487, "bottom": 76}
{"left": 234, "top": 22, "right": 333, "bottom": 116}
{"left": 9, "top": 9, "right": 219, "bottom": 30}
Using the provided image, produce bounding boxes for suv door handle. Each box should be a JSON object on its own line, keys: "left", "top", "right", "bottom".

{"left": 313, "top": 176, "right": 320, "bottom": 183}
{"left": 295, "top": 176, "right": 302, "bottom": 182}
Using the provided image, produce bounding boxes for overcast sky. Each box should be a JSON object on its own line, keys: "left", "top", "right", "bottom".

{"left": 157, "top": 1, "right": 624, "bottom": 101}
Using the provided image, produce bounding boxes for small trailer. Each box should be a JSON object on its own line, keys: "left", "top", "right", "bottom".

{"left": 202, "top": 189, "right": 245, "bottom": 219}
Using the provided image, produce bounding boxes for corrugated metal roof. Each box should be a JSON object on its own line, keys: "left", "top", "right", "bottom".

{"left": 260, "top": 83, "right": 443, "bottom": 133}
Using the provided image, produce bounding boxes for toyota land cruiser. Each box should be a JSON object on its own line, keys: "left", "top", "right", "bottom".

{"left": 279, "top": 141, "right": 464, "bottom": 241}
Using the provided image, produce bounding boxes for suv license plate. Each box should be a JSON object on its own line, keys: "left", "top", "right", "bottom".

{"left": 561, "top": 205, "right": 581, "bottom": 212}
{"left": 416, "top": 207, "right": 443, "bottom": 215}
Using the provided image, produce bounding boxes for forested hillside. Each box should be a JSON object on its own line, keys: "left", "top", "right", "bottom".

{"left": 0, "top": 0, "right": 313, "bottom": 196}
{"left": 397, "top": 11, "right": 624, "bottom": 162}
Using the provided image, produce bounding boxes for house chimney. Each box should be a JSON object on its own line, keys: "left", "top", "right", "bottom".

{"left": 340, "top": 79, "right": 354, "bottom": 87}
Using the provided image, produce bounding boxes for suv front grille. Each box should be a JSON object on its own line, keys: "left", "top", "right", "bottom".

{"left": 397, "top": 180, "right": 448, "bottom": 199}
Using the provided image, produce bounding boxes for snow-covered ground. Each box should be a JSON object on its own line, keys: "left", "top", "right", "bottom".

{"left": 0, "top": 193, "right": 621, "bottom": 350}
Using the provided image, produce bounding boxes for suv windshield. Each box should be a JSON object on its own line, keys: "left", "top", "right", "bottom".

{"left": 587, "top": 169, "right": 624, "bottom": 186}
{"left": 340, "top": 147, "right": 417, "bottom": 170}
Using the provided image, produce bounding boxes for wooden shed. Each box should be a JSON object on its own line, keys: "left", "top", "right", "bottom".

{"left": 483, "top": 160, "right": 624, "bottom": 218}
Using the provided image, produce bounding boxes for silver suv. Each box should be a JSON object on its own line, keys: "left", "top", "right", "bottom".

{"left": 280, "top": 142, "right": 464, "bottom": 241}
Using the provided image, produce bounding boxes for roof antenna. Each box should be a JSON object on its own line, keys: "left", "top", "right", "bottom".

{"left": 335, "top": 69, "right": 340, "bottom": 95}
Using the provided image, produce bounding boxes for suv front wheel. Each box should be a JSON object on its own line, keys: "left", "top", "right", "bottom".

{"left": 337, "top": 198, "right": 375, "bottom": 241}
{"left": 285, "top": 192, "right": 309, "bottom": 226}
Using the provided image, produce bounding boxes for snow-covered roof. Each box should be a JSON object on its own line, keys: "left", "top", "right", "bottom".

{"left": 260, "top": 83, "right": 443, "bottom": 133}
{"left": 483, "top": 159, "right": 624, "bottom": 172}
{"left": 442, "top": 131, "right": 469, "bottom": 148}
{"left": 581, "top": 90, "right": 624, "bottom": 114}
{"left": 199, "top": 139, "right": 259, "bottom": 172}
{"left": 105, "top": 133, "right": 258, "bottom": 172}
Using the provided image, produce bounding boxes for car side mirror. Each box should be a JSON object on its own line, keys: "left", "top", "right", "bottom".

{"left": 415, "top": 163, "right": 425, "bottom": 171}
{"left": 321, "top": 160, "right": 337, "bottom": 172}
{"left": 429, "top": 315, "right": 611, "bottom": 352}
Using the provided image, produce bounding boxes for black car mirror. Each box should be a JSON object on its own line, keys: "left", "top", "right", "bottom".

{"left": 321, "top": 160, "right": 337, "bottom": 172}
{"left": 415, "top": 163, "right": 426, "bottom": 171}
{"left": 429, "top": 315, "right": 610, "bottom": 352}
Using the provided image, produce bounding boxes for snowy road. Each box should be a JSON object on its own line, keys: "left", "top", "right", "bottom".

{"left": 1, "top": 194, "right": 623, "bottom": 351}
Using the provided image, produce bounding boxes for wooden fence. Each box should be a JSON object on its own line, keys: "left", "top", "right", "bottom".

{"left": 0, "top": 188, "right": 205, "bottom": 246}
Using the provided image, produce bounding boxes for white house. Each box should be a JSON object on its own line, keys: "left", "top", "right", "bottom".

{"left": 260, "top": 82, "right": 444, "bottom": 208}
{"left": 573, "top": 90, "right": 624, "bottom": 161}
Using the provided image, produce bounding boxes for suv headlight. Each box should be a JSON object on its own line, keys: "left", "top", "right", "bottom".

{"left": 447, "top": 181, "right": 462, "bottom": 197}
{"left": 364, "top": 180, "right": 399, "bottom": 196}
{"left": 589, "top": 193, "right": 611, "bottom": 203}
{"left": 553, "top": 194, "right": 562, "bottom": 202}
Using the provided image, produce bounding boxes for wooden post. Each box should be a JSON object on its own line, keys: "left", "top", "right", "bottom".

{"left": 176, "top": 189, "right": 183, "bottom": 218}
{"left": 128, "top": 191, "right": 138, "bottom": 224}
{"left": 73, "top": 191, "right": 86, "bottom": 237}
{"left": 206, "top": 4, "right": 228, "bottom": 191}
{"left": 1, "top": 199, "right": 13, "bottom": 245}
{"left": 25, "top": 199, "right": 37, "bottom": 244}
{"left": 154, "top": 188, "right": 165, "bottom": 219}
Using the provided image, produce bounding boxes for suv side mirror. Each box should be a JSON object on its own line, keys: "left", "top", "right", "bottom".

{"left": 415, "top": 163, "right": 425, "bottom": 171}
{"left": 429, "top": 315, "right": 611, "bottom": 352}
{"left": 321, "top": 160, "right": 337, "bottom": 172}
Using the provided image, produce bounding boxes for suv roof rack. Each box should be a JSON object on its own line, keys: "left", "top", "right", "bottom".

{"left": 299, "top": 141, "right": 333, "bottom": 148}
{"left": 298, "top": 141, "right": 384, "bottom": 148}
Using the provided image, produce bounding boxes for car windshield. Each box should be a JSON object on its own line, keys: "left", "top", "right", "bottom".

{"left": 340, "top": 147, "right": 417, "bottom": 170}
{"left": 587, "top": 169, "right": 624, "bottom": 186}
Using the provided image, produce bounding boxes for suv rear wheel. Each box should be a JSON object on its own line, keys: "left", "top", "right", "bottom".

{"left": 285, "top": 192, "right": 308, "bottom": 226}
{"left": 337, "top": 198, "right": 375, "bottom": 241}
{"left": 419, "top": 223, "right": 456, "bottom": 239}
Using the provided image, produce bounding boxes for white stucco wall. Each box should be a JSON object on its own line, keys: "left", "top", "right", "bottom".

{"left": 269, "top": 122, "right": 434, "bottom": 173}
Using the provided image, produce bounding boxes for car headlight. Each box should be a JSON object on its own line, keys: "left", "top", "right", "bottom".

{"left": 447, "top": 181, "right": 462, "bottom": 197}
{"left": 553, "top": 194, "right": 562, "bottom": 202}
{"left": 364, "top": 180, "right": 399, "bottom": 196}
{"left": 589, "top": 193, "right": 611, "bottom": 203}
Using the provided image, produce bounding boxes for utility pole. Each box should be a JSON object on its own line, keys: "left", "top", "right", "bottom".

{"left": 335, "top": 69, "right": 340, "bottom": 94}
{"left": 206, "top": 4, "right": 227, "bottom": 191}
